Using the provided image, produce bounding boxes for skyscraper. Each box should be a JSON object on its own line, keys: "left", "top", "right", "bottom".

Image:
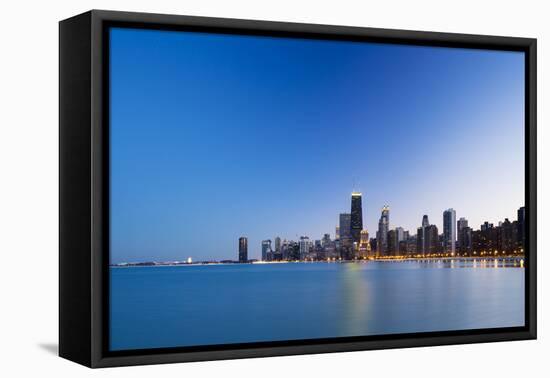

{"left": 500, "top": 218, "right": 514, "bottom": 253}
{"left": 443, "top": 208, "right": 456, "bottom": 256}
{"left": 416, "top": 227, "right": 424, "bottom": 255}
{"left": 377, "top": 206, "right": 390, "bottom": 256}
{"left": 274, "top": 236, "right": 281, "bottom": 253}
{"left": 322, "top": 233, "right": 331, "bottom": 247}
{"left": 387, "top": 229, "right": 398, "bottom": 256}
{"left": 339, "top": 213, "right": 352, "bottom": 241}
{"left": 460, "top": 227, "right": 473, "bottom": 255}
{"left": 359, "top": 229, "right": 371, "bottom": 257}
{"left": 419, "top": 215, "right": 429, "bottom": 254}
{"left": 403, "top": 235, "right": 416, "bottom": 256}
{"left": 425, "top": 224, "right": 439, "bottom": 254}
{"left": 335, "top": 226, "right": 340, "bottom": 240}
{"left": 396, "top": 227, "right": 405, "bottom": 243}
{"left": 284, "top": 240, "right": 300, "bottom": 261}
{"left": 261, "top": 239, "right": 272, "bottom": 261}
{"left": 339, "top": 213, "right": 353, "bottom": 259}
{"left": 350, "top": 192, "right": 363, "bottom": 245}
{"left": 457, "top": 217, "right": 469, "bottom": 254}
{"left": 422, "top": 215, "right": 429, "bottom": 228}
{"left": 457, "top": 217, "right": 468, "bottom": 232}
{"left": 238, "top": 237, "right": 248, "bottom": 263}
{"left": 299, "top": 236, "right": 310, "bottom": 260}
{"left": 474, "top": 222, "right": 498, "bottom": 254}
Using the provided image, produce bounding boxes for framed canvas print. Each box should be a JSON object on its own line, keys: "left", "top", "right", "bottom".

{"left": 59, "top": 10, "right": 537, "bottom": 368}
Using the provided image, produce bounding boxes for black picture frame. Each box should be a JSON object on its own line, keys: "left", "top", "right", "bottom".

{"left": 59, "top": 9, "right": 537, "bottom": 368}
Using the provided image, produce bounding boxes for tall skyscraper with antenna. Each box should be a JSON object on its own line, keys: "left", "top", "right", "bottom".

{"left": 350, "top": 192, "right": 363, "bottom": 245}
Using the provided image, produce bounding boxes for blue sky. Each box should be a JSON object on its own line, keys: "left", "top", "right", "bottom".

{"left": 110, "top": 27, "right": 524, "bottom": 263}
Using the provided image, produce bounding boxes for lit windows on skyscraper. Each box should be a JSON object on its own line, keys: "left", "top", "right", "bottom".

{"left": 350, "top": 192, "right": 363, "bottom": 244}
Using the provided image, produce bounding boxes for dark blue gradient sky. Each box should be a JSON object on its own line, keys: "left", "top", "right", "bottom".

{"left": 110, "top": 28, "right": 524, "bottom": 263}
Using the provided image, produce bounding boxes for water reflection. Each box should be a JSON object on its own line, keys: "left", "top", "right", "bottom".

{"left": 110, "top": 258, "right": 525, "bottom": 350}
{"left": 398, "top": 257, "right": 523, "bottom": 269}
{"left": 339, "top": 263, "right": 372, "bottom": 335}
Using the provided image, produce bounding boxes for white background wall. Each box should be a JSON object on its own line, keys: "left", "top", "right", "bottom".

{"left": 0, "top": 0, "right": 547, "bottom": 376}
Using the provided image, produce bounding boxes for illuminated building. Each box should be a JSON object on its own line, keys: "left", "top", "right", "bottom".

{"left": 358, "top": 229, "right": 371, "bottom": 257}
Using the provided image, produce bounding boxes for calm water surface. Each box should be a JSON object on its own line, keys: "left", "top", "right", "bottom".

{"left": 110, "top": 259, "right": 524, "bottom": 350}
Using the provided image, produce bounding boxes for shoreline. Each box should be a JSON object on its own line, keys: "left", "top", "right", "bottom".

{"left": 110, "top": 255, "right": 525, "bottom": 268}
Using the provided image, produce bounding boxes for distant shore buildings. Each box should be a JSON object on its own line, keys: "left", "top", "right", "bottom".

{"left": 239, "top": 191, "right": 526, "bottom": 262}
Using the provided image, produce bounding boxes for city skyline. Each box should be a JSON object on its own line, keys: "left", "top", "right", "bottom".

{"left": 239, "top": 195, "right": 525, "bottom": 262}
{"left": 114, "top": 191, "right": 525, "bottom": 263}
{"left": 110, "top": 27, "right": 525, "bottom": 263}
{"left": 250, "top": 195, "right": 526, "bottom": 262}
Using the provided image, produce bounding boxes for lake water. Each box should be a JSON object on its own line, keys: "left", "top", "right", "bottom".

{"left": 110, "top": 259, "right": 525, "bottom": 351}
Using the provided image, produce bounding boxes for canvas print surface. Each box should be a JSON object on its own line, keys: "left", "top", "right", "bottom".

{"left": 108, "top": 27, "right": 526, "bottom": 351}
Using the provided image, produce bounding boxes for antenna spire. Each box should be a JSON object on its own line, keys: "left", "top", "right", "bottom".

{"left": 352, "top": 177, "right": 361, "bottom": 194}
